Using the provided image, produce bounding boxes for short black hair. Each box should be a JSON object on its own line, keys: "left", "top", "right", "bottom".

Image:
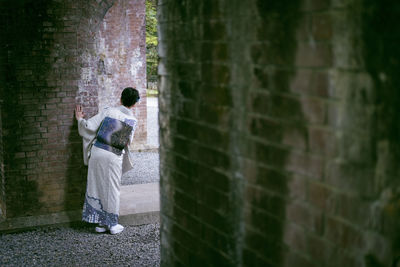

{"left": 121, "top": 87, "right": 140, "bottom": 107}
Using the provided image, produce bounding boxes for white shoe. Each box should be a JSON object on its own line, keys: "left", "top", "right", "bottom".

{"left": 109, "top": 224, "right": 124, "bottom": 235}
{"left": 95, "top": 225, "right": 107, "bottom": 233}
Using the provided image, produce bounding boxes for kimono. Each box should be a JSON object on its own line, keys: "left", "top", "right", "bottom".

{"left": 77, "top": 105, "right": 137, "bottom": 227}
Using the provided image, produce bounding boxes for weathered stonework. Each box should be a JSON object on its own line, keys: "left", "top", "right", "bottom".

{"left": 79, "top": 0, "right": 147, "bottom": 146}
{"left": 159, "top": 0, "right": 400, "bottom": 266}
{"left": 0, "top": 100, "right": 5, "bottom": 220}
{"left": 0, "top": 0, "right": 146, "bottom": 220}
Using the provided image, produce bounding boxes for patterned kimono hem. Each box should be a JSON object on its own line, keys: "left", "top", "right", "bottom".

{"left": 82, "top": 194, "right": 118, "bottom": 228}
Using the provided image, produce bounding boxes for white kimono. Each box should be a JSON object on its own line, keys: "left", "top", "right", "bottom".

{"left": 78, "top": 105, "right": 137, "bottom": 227}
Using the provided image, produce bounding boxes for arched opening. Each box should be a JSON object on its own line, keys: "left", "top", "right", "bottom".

{"left": 78, "top": 0, "right": 160, "bottom": 225}
{"left": 0, "top": 0, "right": 158, "bottom": 230}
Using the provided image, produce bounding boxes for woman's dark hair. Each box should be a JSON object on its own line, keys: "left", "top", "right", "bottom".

{"left": 121, "top": 87, "right": 140, "bottom": 107}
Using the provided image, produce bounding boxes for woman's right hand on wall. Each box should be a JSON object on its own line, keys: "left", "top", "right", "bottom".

{"left": 75, "top": 105, "right": 85, "bottom": 120}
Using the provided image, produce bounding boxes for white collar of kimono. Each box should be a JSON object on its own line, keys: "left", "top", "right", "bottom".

{"left": 118, "top": 105, "right": 134, "bottom": 116}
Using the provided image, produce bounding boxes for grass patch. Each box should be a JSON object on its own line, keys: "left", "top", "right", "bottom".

{"left": 147, "top": 89, "right": 158, "bottom": 97}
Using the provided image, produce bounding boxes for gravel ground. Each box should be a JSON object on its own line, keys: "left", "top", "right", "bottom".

{"left": 0, "top": 223, "right": 160, "bottom": 267}
{"left": 0, "top": 98, "right": 161, "bottom": 267}
{"left": 121, "top": 152, "right": 159, "bottom": 185}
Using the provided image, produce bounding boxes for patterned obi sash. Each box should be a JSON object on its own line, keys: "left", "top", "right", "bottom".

{"left": 94, "top": 117, "right": 133, "bottom": 156}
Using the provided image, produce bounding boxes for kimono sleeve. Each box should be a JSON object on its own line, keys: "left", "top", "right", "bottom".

{"left": 121, "top": 117, "right": 138, "bottom": 174}
{"left": 78, "top": 112, "right": 103, "bottom": 137}
{"left": 77, "top": 110, "right": 106, "bottom": 165}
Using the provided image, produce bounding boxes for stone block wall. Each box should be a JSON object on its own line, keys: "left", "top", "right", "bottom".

{"left": 0, "top": 0, "right": 146, "bottom": 219}
{"left": 159, "top": 0, "right": 400, "bottom": 266}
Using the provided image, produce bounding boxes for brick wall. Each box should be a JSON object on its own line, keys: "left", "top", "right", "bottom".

{"left": 0, "top": 0, "right": 146, "bottom": 219}
{"left": 0, "top": 100, "right": 5, "bottom": 220}
{"left": 81, "top": 0, "right": 147, "bottom": 146}
{"left": 159, "top": 0, "right": 400, "bottom": 266}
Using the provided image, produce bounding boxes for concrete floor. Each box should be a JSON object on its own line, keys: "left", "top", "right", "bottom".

{"left": 120, "top": 183, "right": 159, "bottom": 215}
{"left": 147, "top": 97, "right": 159, "bottom": 148}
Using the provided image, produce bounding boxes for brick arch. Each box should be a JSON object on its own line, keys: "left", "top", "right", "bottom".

{"left": 77, "top": 0, "right": 117, "bottom": 33}
{"left": 76, "top": 0, "right": 147, "bottom": 145}
{"left": 68, "top": 0, "right": 147, "bottom": 213}
{"left": 75, "top": 0, "right": 118, "bottom": 117}
{"left": 0, "top": 0, "right": 145, "bottom": 223}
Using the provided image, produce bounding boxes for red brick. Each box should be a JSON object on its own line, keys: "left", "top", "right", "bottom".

{"left": 283, "top": 223, "right": 308, "bottom": 253}
{"left": 283, "top": 250, "right": 316, "bottom": 267}
{"left": 244, "top": 204, "right": 285, "bottom": 243}
{"left": 329, "top": 193, "right": 370, "bottom": 226}
{"left": 296, "top": 43, "right": 332, "bottom": 67}
{"left": 243, "top": 248, "right": 275, "bottom": 267}
{"left": 286, "top": 201, "right": 324, "bottom": 235}
{"left": 311, "top": 13, "right": 332, "bottom": 41}
{"left": 245, "top": 160, "right": 290, "bottom": 197}
{"left": 301, "top": 0, "right": 331, "bottom": 11}
{"left": 300, "top": 96, "right": 327, "bottom": 124}
{"left": 307, "top": 181, "right": 333, "bottom": 210}
{"left": 296, "top": 15, "right": 311, "bottom": 42}
{"left": 244, "top": 227, "right": 283, "bottom": 266}
{"left": 288, "top": 174, "right": 307, "bottom": 200}
{"left": 308, "top": 127, "right": 337, "bottom": 157}
{"left": 286, "top": 151, "right": 324, "bottom": 179}
{"left": 291, "top": 70, "right": 330, "bottom": 98}
{"left": 325, "top": 217, "right": 365, "bottom": 251}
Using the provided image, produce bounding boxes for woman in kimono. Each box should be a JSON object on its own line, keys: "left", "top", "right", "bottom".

{"left": 75, "top": 87, "right": 140, "bottom": 234}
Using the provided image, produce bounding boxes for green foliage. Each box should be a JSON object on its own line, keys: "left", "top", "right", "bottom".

{"left": 146, "top": 89, "right": 158, "bottom": 97}
{"left": 146, "top": 0, "right": 158, "bottom": 82}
